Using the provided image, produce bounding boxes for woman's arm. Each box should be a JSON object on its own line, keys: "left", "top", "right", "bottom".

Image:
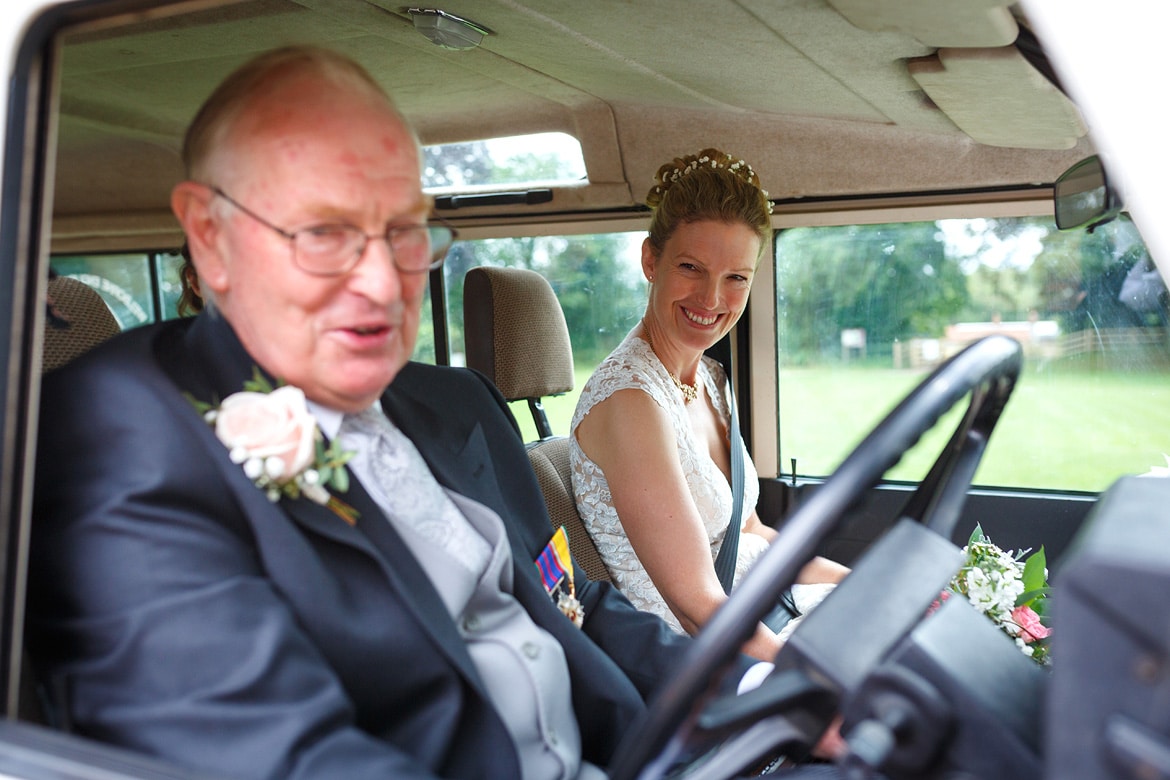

{"left": 576, "top": 389, "right": 781, "bottom": 660}
{"left": 796, "top": 555, "right": 851, "bottom": 584}
{"left": 743, "top": 509, "right": 776, "bottom": 542}
{"left": 745, "top": 511, "right": 849, "bottom": 584}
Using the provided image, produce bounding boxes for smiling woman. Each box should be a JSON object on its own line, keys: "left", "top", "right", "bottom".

{"left": 568, "top": 148, "right": 848, "bottom": 664}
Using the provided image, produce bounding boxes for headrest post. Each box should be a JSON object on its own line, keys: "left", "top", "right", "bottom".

{"left": 529, "top": 398, "right": 554, "bottom": 441}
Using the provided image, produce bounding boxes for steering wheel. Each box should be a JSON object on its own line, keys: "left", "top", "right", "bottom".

{"left": 607, "top": 335, "right": 1023, "bottom": 780}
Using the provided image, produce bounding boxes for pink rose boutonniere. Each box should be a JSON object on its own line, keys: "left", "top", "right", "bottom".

{"left": 189, "top": 370, "right": 359, "bottom": 525}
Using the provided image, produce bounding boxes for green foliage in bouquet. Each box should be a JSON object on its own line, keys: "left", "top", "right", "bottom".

{"left": 949, "top": 524, "right": 1051, "bottom": 665}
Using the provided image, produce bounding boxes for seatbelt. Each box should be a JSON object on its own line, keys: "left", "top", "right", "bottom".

{"left": 712, "top": 369, "right": 800, "bottom": 631}
{"left": 712, "top": 380, "right": 744, "bottom": 595}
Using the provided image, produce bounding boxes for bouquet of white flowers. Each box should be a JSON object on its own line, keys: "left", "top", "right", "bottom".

{"left": 947, "top": 525, "right": 1052, "bottom": 665}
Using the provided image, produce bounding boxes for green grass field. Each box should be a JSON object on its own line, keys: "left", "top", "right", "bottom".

{"left": 511, "top": 364, "right": 1170, "bottom": 494}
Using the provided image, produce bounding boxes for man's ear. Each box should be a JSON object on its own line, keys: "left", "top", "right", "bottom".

{"left": 171, "top": 182, "right": 229, "bottom": 295}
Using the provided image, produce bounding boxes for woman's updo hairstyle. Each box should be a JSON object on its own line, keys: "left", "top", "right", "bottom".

{"left": 645, "top": 147, "right": 773, "bottom": 259}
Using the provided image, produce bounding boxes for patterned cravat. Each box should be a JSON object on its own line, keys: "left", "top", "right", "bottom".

{"left": 341, "top": 406, "right": 492, "bottom": 579}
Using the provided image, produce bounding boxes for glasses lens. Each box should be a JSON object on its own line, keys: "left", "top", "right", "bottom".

{"left": 294, "top": 225, "right": 365, "bottom": 274}
{"left": 427, "top": 225, "right": 456, "bottom": 266}
{"left": 390, "top": 225, "right": 455, "bottom": 272}
{"left": 387, "top": 226, "right": 433, "bottom": 273}
{"left": 290, "top": 223, "right": 456, "bottom": 275}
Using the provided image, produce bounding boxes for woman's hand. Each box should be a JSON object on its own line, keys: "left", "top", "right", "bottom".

{"left": 796, "top": 556, "right": 850, "bottom": 585}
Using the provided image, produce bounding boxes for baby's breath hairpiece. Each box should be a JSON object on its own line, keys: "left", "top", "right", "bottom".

{"left": 650, "top": 148, "right": 773, "bottom": 214}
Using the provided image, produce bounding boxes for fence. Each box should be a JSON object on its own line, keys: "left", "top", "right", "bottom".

{"left": 893, "top": 325, "right": 1168, "bottom": 369}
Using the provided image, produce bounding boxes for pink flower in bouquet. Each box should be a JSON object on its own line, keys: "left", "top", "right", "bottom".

{"left": 1011, "top": 605, "right": 1051, "bottom": 643}
{"left": 926, "top": 589, "right": 951, "bottom": 617}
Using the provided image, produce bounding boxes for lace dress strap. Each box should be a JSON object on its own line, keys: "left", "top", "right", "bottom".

{"left": 570, "top": 333, "right": 681, "bottom": 433}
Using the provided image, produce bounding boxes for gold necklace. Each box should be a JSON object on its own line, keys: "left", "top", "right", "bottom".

{"left": 668, "top": 372, "right": 699, "bottom": 404}
{"left": 644, "top": 327, "right": 699, "bottom": 404}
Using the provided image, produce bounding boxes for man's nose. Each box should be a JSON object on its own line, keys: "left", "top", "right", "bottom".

{"left": 349, "top": 237, "right": 404, "bottom": 300}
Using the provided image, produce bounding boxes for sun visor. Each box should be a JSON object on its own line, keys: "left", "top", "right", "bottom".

{"left": 828, "top": 0, "right": 1018, "bottom": 48}
{"left": 908, "top": 47, "right": 1087, "bottom": 150}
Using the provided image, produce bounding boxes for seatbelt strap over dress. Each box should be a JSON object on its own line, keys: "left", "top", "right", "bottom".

{"left": 712, "top": 380, "right": 744, "bottom": 595}
{"left": 710, "top": 364, "right": 802, "bottom": 631}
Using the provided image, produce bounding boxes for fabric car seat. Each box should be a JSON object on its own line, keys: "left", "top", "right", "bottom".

{"left": 41, "top": 274, "right": 120, "bottom": 373}
{"left": 463, "top": 266, "right": 612, "bottom": 583}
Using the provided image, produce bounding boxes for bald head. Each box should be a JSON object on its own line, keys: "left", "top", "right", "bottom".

{"left": 183, "top": 45, "right": 415, "bottom": 184}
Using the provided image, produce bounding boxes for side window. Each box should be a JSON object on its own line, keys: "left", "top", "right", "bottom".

{"left": 423, "top": 132, "right": 586, "bottom": 189}
{"left": 52, "top": 250, "right": 191, "bottom": 327}
{"left": 776, "top": 215, "right": 1169, "bottom": 492}
{"left": 443, "top": 233, "right": 646, "bottom": 441}
{"left": 154, "top": 249, "right": 188, "bottom": 320}
{"left": 412, "top": 287, "right": 437, "bottom": 364}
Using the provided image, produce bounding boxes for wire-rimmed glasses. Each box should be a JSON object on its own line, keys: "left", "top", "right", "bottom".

{"left": 211, "top": 186, "right": 456, "bottom": 277}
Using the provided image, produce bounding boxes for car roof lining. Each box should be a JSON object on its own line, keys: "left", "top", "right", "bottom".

{"left": 49, "top": 0, "right": 1094, "bottom": 252}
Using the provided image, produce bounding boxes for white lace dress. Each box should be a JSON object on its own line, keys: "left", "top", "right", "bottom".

{"left": 571, "top": 332, "right": 831, "bottom": 636}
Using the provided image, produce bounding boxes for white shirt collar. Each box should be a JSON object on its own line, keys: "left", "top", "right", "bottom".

{"left": 305, "top": 400, "right": 367, "bottom": 439}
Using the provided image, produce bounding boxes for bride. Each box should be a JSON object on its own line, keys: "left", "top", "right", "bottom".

{"left": 570, "top": 148, "right": 849, "bottom": 662}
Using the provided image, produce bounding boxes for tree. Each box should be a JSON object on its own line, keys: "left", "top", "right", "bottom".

{"left": 1032, "top": 217, "right": 1152, "bottom": 331}
{"left": 426, "top": 137, "right": 641, "bottom": 367}
{"left": 443, "top": 234, "right": 644, "bottom": 368}
{"left": 422, "top": 141, "right": 494, "bottom": 188}
{"left": 541, "top": 234, "right": 644, "bottom": 366}
{"left": 943, "top": 217, "right": 1047, "bottom": 322}
{"left": 422, "top": 138, "right": 581, "bottom": 188}
{"left": 777, "top": 222, "right": 968, "bottom": 363}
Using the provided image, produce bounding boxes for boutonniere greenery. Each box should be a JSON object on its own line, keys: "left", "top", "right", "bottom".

{"left": 188, "top": 369, "right": 359, "bottom": 525}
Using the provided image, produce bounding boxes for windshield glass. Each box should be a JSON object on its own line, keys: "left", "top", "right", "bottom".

{"left": 776, "top": 214, "right": 1168, "bottom": 492}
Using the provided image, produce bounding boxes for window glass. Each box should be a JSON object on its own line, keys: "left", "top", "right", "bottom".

{"left": 776, "top": 215, "right": 1169, "bottom": 492}
{"left": 422, "top": 132, "right": 586, "bottom": 190}
{"left": 52, "top": 251, "right": 440, "bottom": 365}
{"left": 443, "top": 233, "right": 646, "bottom": 441}
{"left": 51, "top": 254, "right": 155, "bottom": 329}
{"left": 155, "top": 250, "right": 187, "bottom": 320}
{"left": 53, "top": 251, "right": 199, "bottom": 326}
{"left": 412, "top": 283, "right": 437, "bottom": 364}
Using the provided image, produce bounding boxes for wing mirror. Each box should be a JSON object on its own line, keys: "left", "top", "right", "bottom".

{"left": 1054, "top": 155, "right": 1123, "bottom": 231}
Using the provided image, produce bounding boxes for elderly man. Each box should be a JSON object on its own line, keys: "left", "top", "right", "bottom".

{"left": 28, "top": 46, "right": 838, "bottom": 779}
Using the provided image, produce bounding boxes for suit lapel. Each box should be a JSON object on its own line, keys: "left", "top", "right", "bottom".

{"left": 172, "top": 313, "right": 488, "bottom": 692}
{"left": 168, "top": 311, "right": 275, "bottom": 405}
{"left": 281, "top": 481, "right": 486, "bottom": 690}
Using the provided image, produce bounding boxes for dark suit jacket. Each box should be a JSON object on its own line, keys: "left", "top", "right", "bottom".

{"left": 28, "top": 312, "right": 720, "bottom": 780}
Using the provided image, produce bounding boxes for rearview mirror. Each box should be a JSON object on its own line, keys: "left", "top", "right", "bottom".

{"left": 1054, "top": 155, "right": 1123, "bottom": 231}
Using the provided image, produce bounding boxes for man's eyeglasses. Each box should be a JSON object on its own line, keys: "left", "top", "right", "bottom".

{"left": 211, "top": 187, "right": 456, "bottom": 277}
